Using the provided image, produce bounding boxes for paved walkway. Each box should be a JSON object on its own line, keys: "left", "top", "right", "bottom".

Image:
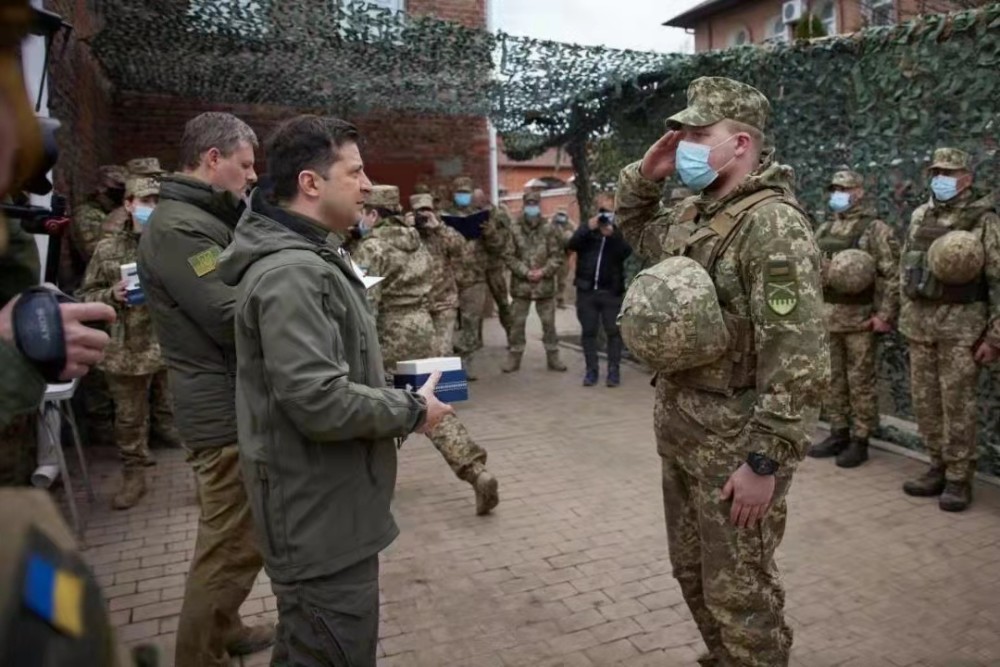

{"left": 77, "top": 310, "right": 1000, "bottom": 666}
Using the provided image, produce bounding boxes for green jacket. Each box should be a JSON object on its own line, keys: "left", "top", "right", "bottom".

{"left": 0, "top": 217, "right": 45, "bottom": 430}
{"left": 137, "top": 175, "right": 244, "bottom": 449}
{"left": 217, "top": 191, "right": 426, "bottom": 584}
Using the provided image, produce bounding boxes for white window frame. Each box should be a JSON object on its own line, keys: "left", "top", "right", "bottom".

{"left": 365, "top": 0, "right": 405, "bottom": 12}
{"left": 866, "top": 0, "right": 896, "bottom": 27}
{"left": 765, "top": 14, "right": 788, "bottom": 43}
{"left": 818, "top": 0, "right": 837, "bottom": 35}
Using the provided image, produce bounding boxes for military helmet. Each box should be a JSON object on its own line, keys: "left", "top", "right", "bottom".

{"left": 826, "top": 249, "right": 876, "bottom": 295}
{"left": 618, "top": 256, "right": 729, "bottom": 373}
{"left": 928, "top": 230, "right": 984, "bottom": 285}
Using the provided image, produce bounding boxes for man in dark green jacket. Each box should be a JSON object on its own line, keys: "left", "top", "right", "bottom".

{"left": 218, "top": 115, "right": 452, "bottom": 667}
{"left": 137, "top": 112, "right": 273, "bottom": 667}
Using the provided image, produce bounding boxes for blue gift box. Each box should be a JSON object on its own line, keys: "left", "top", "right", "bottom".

{"left": 392, "top": 357, "right": 468, "bottom": 403}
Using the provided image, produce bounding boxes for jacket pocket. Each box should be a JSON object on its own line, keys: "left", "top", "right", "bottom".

{"left": 257, "top": 463, "right": 281, "bottom": 558}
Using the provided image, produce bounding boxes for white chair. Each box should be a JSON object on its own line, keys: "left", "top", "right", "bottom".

{"left": 42, "top": 380, "right": 95, "bottom": 535}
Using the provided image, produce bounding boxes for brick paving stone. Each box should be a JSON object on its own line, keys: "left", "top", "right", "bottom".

{"left": 69, "top": 312, "right": 1000, "bottom": 666}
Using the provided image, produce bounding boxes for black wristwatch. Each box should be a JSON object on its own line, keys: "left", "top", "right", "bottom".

{"left": 746, "top": 452, "right": 779, "bottom": 476}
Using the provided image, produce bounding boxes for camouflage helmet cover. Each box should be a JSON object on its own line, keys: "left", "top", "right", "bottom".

{"left": 928, "top": 230, "right": 984, "bottom": 285}
{"left": 826, "top": 249, "right": 876, "bottom": 295}
{"left": 618, "top": 256, "right": 730, "bottom": 373}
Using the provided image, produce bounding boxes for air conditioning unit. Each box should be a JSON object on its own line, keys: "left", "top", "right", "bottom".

{"left": 782, "top": 0, "right": 805, "bottom": 24}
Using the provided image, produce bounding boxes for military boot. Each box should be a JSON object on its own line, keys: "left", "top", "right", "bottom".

{"left": 227, "top": 621, "right": 277, "bottom": 656}
{"left": 463, "top": 355, "right": 478, "bottom": 382}
{"left": 807, "top": 427, "right": 849, "bottom": 458}
{"left": 546, "top": 350, "right": 567, "bottom": 372}
{"left": 939, "top": 480, "right": 972, "bottom": 512}
{"left": 501, "top": 351, "right": 522, "bottom": 373}
{"left": 836, "top": 437, "right": 869, "bottom": 468}
{"left": 112, "top": 468, "right": 147, "bottom": 510}
{"left": 474, "top": 471, "right": 499, "bottom": 515}
{"left": 902, "top": 464, "right": 946, "bottom": 497}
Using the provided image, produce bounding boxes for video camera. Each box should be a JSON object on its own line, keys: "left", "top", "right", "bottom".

{"left": 597, "top": 209, "right": 615, "bottom": 227}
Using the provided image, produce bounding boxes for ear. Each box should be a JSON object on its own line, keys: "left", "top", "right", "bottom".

{"left": 298, "top": 170, "right": 321, "bottom": 198}
{"left": 205, "top": 147, "right": 221, "bottom": 170}
{"left": 124, "top": 198, "right": 136, "bottom": 214}
{"left": 735, "top": 132, "right": 753, "bottom": 157}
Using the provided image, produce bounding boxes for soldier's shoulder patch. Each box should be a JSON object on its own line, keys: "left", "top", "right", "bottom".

{"left": 764, "top": 255, "right": 799, "bottom": 319}
{"left": 187, "top": 246, "right": 222, "bottom": 277}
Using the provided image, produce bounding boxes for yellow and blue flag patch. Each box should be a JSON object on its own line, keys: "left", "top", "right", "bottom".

{"left": 22, "top": 554, "right": 85, "bottom": 638}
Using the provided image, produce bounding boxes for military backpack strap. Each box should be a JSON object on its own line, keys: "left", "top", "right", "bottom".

{"left": 705, "top": 188, "right": 785, "bottom": 274}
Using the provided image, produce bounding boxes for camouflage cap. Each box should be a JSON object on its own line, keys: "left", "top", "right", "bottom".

{"left": 523, "top": 191, "right": 541, "bottom": 204}
{"left": 410, "top": 193, "right": 434, "bottom": 210}
{"left": 99, "top": 165, "right": 128, "bottom": 186}
{"left": 413, "top": 183, "right": 431, "bottom": 194}
{"left": 829, "top": 170, "right": 863, "bottom": 189}
{"left": 125, "top": 176, "right": 160, "bottom": 199}
{"left": 826, "top": 249, "right": 875, "bottom": 295}
{"left": 928, "top": 230, "right": 984, "bottom": 285}
{"left": 929, "top": 148, "right": 971, "bottom": 171}
{"left": 452, "top": 176, "right": 473, "bottom": 193}
{"left": 126, "top": 157, "right": 164, "bottom": 176}
{"left": 367, "top": 184, "right": 400, "bottom": 210}
{"left": 618, "top": 256, "right": 730, "bottom": 374}
{"left": 666, "top": 77, "right": 770, "bottom": 132}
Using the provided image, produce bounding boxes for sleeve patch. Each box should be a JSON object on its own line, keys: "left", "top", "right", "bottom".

{"left": 187, "top": 246, "right": 222, "bottom": 277}
{"left": 764, "top": 256, "right": 799, "bottom": 318}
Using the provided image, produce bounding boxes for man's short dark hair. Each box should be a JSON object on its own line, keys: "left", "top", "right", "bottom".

{"left": 266, "top": 115, "right": 360, "bottom": 200}
{"left": 178, "top": 112, "right": 258, "bottom": 170}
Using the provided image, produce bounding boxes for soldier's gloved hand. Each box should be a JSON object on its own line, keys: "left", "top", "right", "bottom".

{"left": 639, "top": 130, "right": 682, "bottom": 181}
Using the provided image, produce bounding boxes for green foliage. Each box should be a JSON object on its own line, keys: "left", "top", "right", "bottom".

{"left": 793, "top": 12, "right": 827, "bottom": 40}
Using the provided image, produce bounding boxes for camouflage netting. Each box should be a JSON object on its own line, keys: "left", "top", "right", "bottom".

{"left": 526, "top": 4, "right": 1000, "bottom": 474}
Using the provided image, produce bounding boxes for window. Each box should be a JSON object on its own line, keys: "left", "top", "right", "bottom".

{"left": 819, "top": 1, "right": 837, "bottom": 34}
{"left": 766, "top": 14, "right": 788, "bottom": 43}
{"left": 867, "top": 0, "right": 896, "bottom": 27}
{"left": 729, "top": 27, "right": 750, "bottom": 47}
{"left": 364, "top": 0, "right": 404, "bottom": 11}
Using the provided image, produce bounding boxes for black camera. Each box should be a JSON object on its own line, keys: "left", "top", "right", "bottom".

{"left": 597, "top": 210, "right": 615, "bottom": 226}
{"left": 414, "top": 213, "right": 430, "bottom": 229}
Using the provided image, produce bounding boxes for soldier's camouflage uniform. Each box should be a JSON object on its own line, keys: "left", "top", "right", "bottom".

{"left": 899, "top": 148, "right": 1000, "bottom": 485}
{"left": 552, "top": 213, "right": 574, "bottom": 308}
{"left": 413, "top": 197, "right": 466, "bottom": 356}
{"left": 79, "top": 227, "right": 180, "bottom": 470}
{"left": 505, "top": 205, "right": 565, "bottom": 358}
{"left": 441, "top": 178, "right": 510, "bottom": 372}
{"left": 815, "top": 174, "right": 900, "bottom": 441}
{"left": 483, "top": 206, "right": 514, "bottom": 337}
{"left": 353, "top": 207, "right": 491, "bottom": 490}
{"left": 616, "top": 77, "right": 829, "bottom": 667}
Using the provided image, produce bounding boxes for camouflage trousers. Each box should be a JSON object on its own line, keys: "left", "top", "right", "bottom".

{"left": 555, "top": 260, "right": 570, "bottom": 306}
{"left": 908, "top": 339, "right": 979, "bottom": 482}
{"left": 176, "top": 445, "right": 263, "bottom": 667}
{"left": 455, "top": 282, "right": 488, "bottom": 359}
{"left": 426, "top": 414, "right": 488, "bottom": 484}
{"left": 0, "top": 412, "right": 37, "bottom": 487}
{"left": 509, "top": 297, "right": 559, "bottom": 354}
{"left": 78, "top": 368, "right": 115, "bottom": 447}
{"left": 430, "top": 308, "right": 458, "bottom": 357}
{"left": 826, "top": 331, "right": 878, "bottom": 439}
{"left": 655, "top": 381, "right": 794, "bottom": 667}
{"left": 106, "top": 370, "right": 181, "bottom": 469}
{"left": 485, "top": 265, "right": 513, "bottom": 335}
{"left": 377, "top": 308, "right": 436, "bottom": 370}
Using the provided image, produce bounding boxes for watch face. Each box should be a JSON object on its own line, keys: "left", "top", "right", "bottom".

{"left": 748, "top": 453, "right": 778, "bottom": 475}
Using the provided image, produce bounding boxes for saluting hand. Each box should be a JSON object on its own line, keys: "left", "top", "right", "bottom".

{"left": 639, "top": 130, "right": 682, "bottom": 181}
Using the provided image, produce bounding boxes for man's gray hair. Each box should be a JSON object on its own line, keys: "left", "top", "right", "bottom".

{"left": 179, "top": 112, "right": 259, "bottom": 170}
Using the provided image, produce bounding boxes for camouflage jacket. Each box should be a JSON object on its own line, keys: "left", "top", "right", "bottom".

{"left": 616, "top": 156, "right": 828, "bottom": 470}
{"left": 353, "top": 216, "right": 433, "bottom": 314}
{"left": 70, "top": 197, "right": 114, "bottom": 263}
{"left": 899, "top": 189, "right": 1000, "bottom": 346}
{"left": 484, "top": 206, "right": 513, "bottom": 271}
{"left": 79, "top": 229, "right": 164, "bottom": 376}
{"left": 419, "top": 222, "right": 464, "bottom": 313}
{"left": 815, "top": 205, "right": 900, "bottom": 333}
{"left": 505, "top": 214, "right": 565, "bottom": 300}
{"left": 440, "top": 205, "right": 508, "bottom": 288}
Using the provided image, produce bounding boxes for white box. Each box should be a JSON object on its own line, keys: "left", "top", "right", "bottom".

{"left": 395, "top": 357, "right": 463, "bottom": 375}
{"left": 120, "top": 262, "right": 140, "bottom": 291}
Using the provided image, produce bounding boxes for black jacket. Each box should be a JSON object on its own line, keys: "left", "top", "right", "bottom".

{"left": 566, "top": 225, "right": 632, "bottom": 295}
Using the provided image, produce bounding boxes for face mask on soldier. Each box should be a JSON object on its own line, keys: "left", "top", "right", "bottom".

{"left": 454, "top": 192, "right": 472, "bottom": 208}
{"left": 829, "top": 191, "right": 851, "bottom": 213}
{"left": 931, "top": 175, "right": 959, "bottom": 202}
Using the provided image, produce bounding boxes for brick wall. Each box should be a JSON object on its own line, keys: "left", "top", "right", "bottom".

{"left": 47, "top": 0, "right": 490, "bottom": 203}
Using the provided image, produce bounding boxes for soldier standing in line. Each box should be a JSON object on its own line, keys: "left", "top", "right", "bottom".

{"left": 899, "top": 147, "right": 1000, "bottom": 512}
{"left": 474, "top": 186, "right": 514, "bottom": 338}
{"left": 354, "top": 185, "right": 500, "bottom": 515}
{"left": 552, "top": 207, "right": 574, "bottom": 309}
{"left": 502, "top": 190, "right": 567, "bottom": 373}
{"left": 79, "top": 176, "right": 181, "bottom": 510}
{"left": 616, "top": 77, "right": 828, "bottom": 666}
{"left": 808, "top": 170, "right": 899, "bottom": 468}
{"left": 410, "top": 192, "right": 465, "bottom": 356}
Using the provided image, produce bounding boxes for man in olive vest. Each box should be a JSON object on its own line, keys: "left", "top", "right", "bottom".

{"left": 808, "top": 170, "right": 899, "bottom": 467}
{"left": 616, "top": 77, "right": 828, "bottom": 667}
{"left": 899, "top": 147, "right": 1000, "bottom": 512}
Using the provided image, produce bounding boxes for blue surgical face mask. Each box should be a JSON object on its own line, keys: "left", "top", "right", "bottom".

{"left": 454, "top": 192, "right": 472, "bottom": 208}
{"left": 133, "top": 205, "right": 154, "bottom": 226}
{"left": 524, "top": 205, "right": 541, "bottom": 218}
{"left": 931, "top": 175, "right": 959, "bottom": 202}
{"left": 829, "top": 191, "right": 852, "bottom": 213}
{"left": 675, "top": 136, "right": 736, "bottom": 192}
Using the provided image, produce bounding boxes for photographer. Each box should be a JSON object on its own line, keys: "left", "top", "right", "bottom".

{"left": 566, "top": 208, "right": 631, "bottom": 387}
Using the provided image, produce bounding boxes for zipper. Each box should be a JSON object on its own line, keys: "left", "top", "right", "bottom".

{"left": 358, "top": 333, "right": 377, "bottom": 484}
{"left": 594, "top": 237, "right": 606, "bottom": 290}
{"left": 257, "top": 464, "right": 279, "bottom": 555}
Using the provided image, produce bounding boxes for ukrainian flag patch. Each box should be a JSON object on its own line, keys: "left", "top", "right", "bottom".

{"left": 23, "top": 554, "right": 85, "bottom": 638}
